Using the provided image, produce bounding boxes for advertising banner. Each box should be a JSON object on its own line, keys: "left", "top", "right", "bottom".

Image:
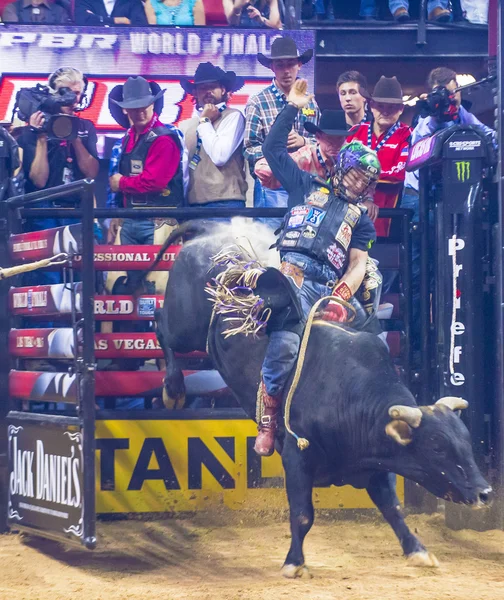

{"left": 95, "top": 418, "right": 404, "bottom": 513}
{"left": 0, "top": 26, "right": 316, "bottom": 139}
{"left": 7, "top": 414, "right": 84, "bottom": 543}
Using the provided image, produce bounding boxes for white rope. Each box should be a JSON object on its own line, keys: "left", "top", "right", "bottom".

{"left": 0, "top": 253, "right": 69, "bottom": 280}
{"left": 449, "top": 234, "right": 457, "bottom": 376}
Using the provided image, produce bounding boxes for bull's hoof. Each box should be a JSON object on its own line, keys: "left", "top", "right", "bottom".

{"left": 407, "top": 551, "right": 440, "bottom": 568}
{"left": 281, "top": 564, "right": 312, "bottom": 579}
{"left": 162, "top": 388, "right": 186, "bottom": 410}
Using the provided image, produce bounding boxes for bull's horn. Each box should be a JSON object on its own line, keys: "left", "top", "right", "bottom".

{"left": 388, "top": 405, "right": 423, "bottom": 428}
{"left": 435, "top": 396, "right": 468, "bottom": 411}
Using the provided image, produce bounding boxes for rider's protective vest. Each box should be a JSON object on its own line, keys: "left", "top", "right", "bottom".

{"left": 277, "top": 178, "right": 364, "bottom": 278}
{"left": 119, "top": 126, "right": 184, "bottom": 208}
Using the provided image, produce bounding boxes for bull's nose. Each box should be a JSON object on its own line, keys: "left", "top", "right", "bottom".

{"left": 478, "top": 486, "right": 493, "bottom": 507}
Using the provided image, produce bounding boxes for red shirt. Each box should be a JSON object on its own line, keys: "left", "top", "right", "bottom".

{"left": 346, "top": 121, "right": 411, "bottom": 237}
{"left": 119, "top": 114, "right": 181, "bottom": 197}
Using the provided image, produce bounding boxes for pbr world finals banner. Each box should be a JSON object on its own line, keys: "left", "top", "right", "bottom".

{"left": 0, "top": 25, "right": 316, "bottom": 145}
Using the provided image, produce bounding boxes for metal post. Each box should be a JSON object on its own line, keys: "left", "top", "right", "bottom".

{"left": 417, "top": 0, "right": 427, "bottom": 47}
{"left": 493, "top": 0, "right": 504, "bottom": 529}
{"left": 418, "top": 169, "right": 431, "bottom": 405}
{"left": 0, "top": 200, "right": 11, "bottom": 532}
{"left": 79, "top": 180, "right": 96, "bottom": 549}
{"left": 401, "top": 210, "right": 412, "bottom": 387}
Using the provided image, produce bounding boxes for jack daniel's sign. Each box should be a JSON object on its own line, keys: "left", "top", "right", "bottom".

{"left": 7, "top": 415, "right": 84, "bottom": 542}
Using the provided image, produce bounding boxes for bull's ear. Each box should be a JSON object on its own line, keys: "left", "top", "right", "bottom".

{"left": 385, "top": 420, "right": 413, "bottom": 446}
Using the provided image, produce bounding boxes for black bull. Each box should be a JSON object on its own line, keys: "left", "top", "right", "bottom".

{"left": 151, "top": 221, "right": 492, "bottom": 577}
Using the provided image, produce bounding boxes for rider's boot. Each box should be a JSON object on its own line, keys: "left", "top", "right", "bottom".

{"left": 254, "top": 382, "right": 282, "bottom": 457}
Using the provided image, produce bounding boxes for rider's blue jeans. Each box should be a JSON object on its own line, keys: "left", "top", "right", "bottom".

{"left": 261, "top": 254, "right": 335, "bottom": 397}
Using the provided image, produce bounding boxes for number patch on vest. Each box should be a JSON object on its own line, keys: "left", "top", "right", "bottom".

{"left": 335, "top": 222, "right": 352, "bottom": 250}
{"left": 306, "top": 207, "right": 325, "bottom": 227}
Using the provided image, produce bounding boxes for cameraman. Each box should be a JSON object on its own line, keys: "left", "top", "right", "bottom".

{"left": 402, "top": 66, "right": 496, "bottom": 218}
{"left": 0, "top": 124, "right": 24, "bottom": 202}
{"left": 17, "top": 66, "right": 99, "bottom": 233}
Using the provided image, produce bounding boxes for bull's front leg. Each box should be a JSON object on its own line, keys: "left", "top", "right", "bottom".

{"left": 154, "top": 310, "right": 186, "bottom": 409}
{"left": 281, "top": 436, "right": 315, "bottom": 579}
{"left": 366, "top": 472, "right": 439, "bottom": 567}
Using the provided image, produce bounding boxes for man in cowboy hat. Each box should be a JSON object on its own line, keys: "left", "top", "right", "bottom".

{"left": 108, "top": 75, "right": 185, "bottom": 295}
{"left": 244, "top": 36, "right": 319, "bottom": 224}
{"left": 255, "top": 109, "right": 348, "bottom": 190}
{"left": 178, "top": 62, "right": 247, "bottom": 210}
{"left": 346, "top": 75, "right": 412, "bottom": 237}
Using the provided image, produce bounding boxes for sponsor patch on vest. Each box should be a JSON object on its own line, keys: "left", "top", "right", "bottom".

{"left": 302, "top": 225, "right": 316, "bottom": 239}
{"left": 282, "top": 239, "right": 297, "bottom": 247}
{"left": 130, "top": 159, "right": 143, "bottom": 174}
{"left": 307, "top": 192, "right": 329, "bottom": 208}
{"left": 344, "top": 205, "right": 361, "bottom": 227}
{"left": 364, "top": 271, "right": 381, "bottom": 290}
{"left": 335, "top": 222, "right": 352, "bottom": 250}
{"left": 288, "top": 214, "right": 305, "bottom": 228}
{"left": 306, "top": 207, "right": 325, "bottom": 227}
{"left": 138, "top": 297, "right": 156, "bottom": 317}
{"left": 327, "top": 243, "right": 345, "bottom": 270}
{"left": 291, "top": 206, "right": 309, "bottom": 216}
{"left": 285, "top": 230, "right": 300, "bottom": 240}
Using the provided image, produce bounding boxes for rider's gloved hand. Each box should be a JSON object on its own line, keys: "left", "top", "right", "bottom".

{"left": 321, "top": 301, "right": 347, "bottom": 322}
{"left": 320, "top": 282, "right": 352, "bottom": 323}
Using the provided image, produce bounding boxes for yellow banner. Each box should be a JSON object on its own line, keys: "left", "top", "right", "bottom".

{"left": 96, "top": 419, "right": 403, "bottom": 513}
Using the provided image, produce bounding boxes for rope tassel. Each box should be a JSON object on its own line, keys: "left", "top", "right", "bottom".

{"left": 0, "top": 253, "right": 69, "bottom": 280}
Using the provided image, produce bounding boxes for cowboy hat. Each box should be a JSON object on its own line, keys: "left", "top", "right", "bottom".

{"left": 108, "top": 80, "right": 165, "bottom": 128}
{"left": 304, "top": 110, "right": 348, "bottom": 136}
{"left": 180, "top": 62, "right": 245, "bottom": 95}
{"left": 371, "top": 76, "right": 405, "bottom": 104}
{"left": 257, "top": 36, "right": 313, "bottom": 69}
{"left": 110, "top": 76, "right": 165, "bottom": 110}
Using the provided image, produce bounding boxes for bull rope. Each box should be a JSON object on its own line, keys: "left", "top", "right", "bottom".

{"left": 0, "top": 253, "right": 69, "bottom": 280}
{"left": 282, "top": 295, "right": 356, "bottom": 450}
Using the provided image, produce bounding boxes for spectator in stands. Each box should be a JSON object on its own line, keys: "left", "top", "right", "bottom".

{"left": 17, "top": 67, "right": 99, "bottom": 237}
{"left": 346, "top": 76, "right": 411, "bottom": 237}
{"left": 144, "top": 0, "right": 205, "bottom": 25}
{"left": 2, "top": 0, "right": 71, "bottom": 23}
{"left": 223, "top": 0, "right": 283, "bottom": 29}
{"left": 337, "top": 71, "right": 372, "bottom": 130}
{"left": 108, "top": 76, "right": 185, "bottom": 294}
{"left": 389, "top": 0, "right": 451, "bottom": 22}
{"left": 178, "top": 63, "right": 248, "bottom": 212}
{"left": 244, "top": 36, "right": 319, "bottom": 224}
{"left": 75, "top": 0, "right": 148, "bottom": 25}
{"left": 254, "top": 109, "right": 347, "bottom": 190}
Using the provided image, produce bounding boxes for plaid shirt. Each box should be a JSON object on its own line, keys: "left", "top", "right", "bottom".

{"left": 244, "top": 80, "right": 320, "bottom": 172}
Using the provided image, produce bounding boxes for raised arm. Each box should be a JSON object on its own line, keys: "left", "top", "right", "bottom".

{"left": 262, "top": 79, "right": 314, "bottom": 196}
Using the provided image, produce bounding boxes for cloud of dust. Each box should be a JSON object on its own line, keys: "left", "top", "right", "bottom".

{"left": 184, "top": 217, "right": 280, "bottom": 269}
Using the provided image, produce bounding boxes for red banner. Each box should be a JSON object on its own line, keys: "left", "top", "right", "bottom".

{"left": 9, "top": 285, "right": 164, "bottom": 320}
{"left": 9, "top": 224, "right": 181, "bottom": 270}
{"left": 74, "top": 245, "right": 180, "bottom": 271}
{"left": 9, "top": 369, "right": 227, "bottom": 400}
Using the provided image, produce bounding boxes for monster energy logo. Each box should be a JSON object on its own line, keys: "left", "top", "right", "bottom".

{"left": 455, "top": 161, "right": 471, "bottom": 182}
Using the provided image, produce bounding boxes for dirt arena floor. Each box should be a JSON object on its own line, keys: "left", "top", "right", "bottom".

{"left": 0, "top": 512, "right": 503, "bottom": 600}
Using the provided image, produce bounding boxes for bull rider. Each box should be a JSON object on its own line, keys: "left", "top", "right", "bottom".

{"left": 254, "top": 79, "right": 382, "bottom": 456}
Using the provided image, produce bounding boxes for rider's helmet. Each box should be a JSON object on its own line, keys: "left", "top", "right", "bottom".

{"left": 333, "top": 140, "right": 381, "bottom": 203}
